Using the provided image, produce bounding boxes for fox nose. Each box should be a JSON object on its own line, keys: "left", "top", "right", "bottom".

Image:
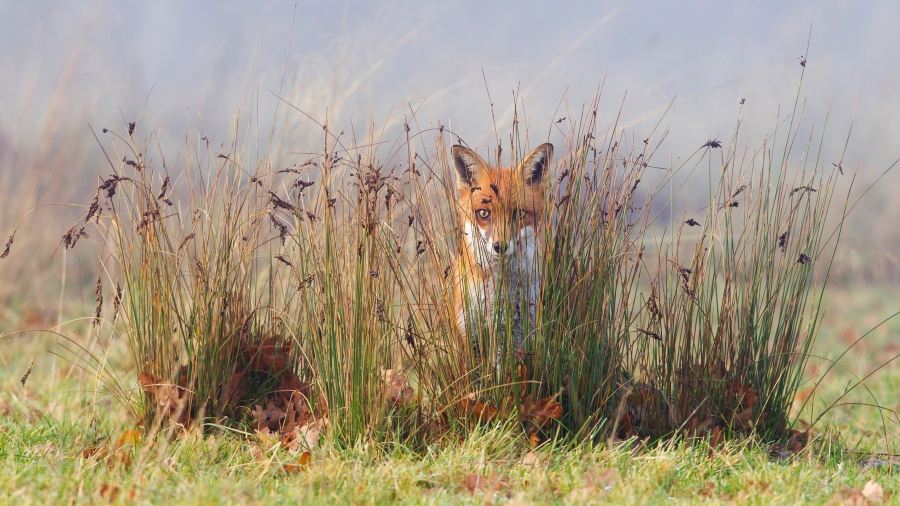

{"left": 492, "top": 241, "right": 508, "bottom": 254}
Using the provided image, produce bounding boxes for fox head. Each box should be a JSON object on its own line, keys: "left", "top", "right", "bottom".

{"left": 452, "top": 143, "right": 553, "bottom": 268}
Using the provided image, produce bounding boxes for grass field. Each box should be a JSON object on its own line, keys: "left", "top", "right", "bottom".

{"left": 2, "top": 55, "right": 898, "bottom": 502}
{"left": 1, "top": 287, "right": 899, "bottom": 504}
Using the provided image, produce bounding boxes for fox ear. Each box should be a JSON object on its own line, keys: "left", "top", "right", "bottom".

{"left": 451, "top": 145, "right": 487, "bottom": 193}
{"left": 520, "top": 143, "right": 553, "bottom": 186}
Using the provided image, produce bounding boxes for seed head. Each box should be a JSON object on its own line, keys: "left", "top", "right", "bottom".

{"left": 157, "top": 176, "right": 169, "bottom": 200}
{"left": 93, "top": 274, "right": 103, "bottom": 326}
{"left": 0, "top": 235, "right": 13, "bottom": 259}
{"left": 112, "top": 283, "right": 122, "bottom": 323}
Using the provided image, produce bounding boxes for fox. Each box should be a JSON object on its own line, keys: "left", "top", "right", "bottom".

{"left": 450, "top": 143, "right": 553, "bottom": 362}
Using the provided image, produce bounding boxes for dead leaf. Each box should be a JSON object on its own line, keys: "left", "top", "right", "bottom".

{"left": 745, "top": 389, "right": 759, "bottom": 409}
{"left": 728, "top": 380, "right": 759, "bottom": 409}
{"left": 522, "top": 451, "right": 538, "bottom": 468}
{"left": 98, "top": 483, "right": 120, "bottom": 503}
{"left": 734, "top": 407, "right": 754, "bottom": 429}
{"left": 220, "top": 370, "right": 248, "bottom": 409}
{"left": 463, "top": 393, "right": 499, "bottom": 423}
{"left": 316, "top": 393, "right": 329, "bottom": 418}
{"left": 116, "top": 429, "right": 141, "bottom": 447}
{"left": 246, "top": 336, "right": 292, "bottom": 373}
{"left": 287, "top": 417, "right": 327, "bottom": 453}
{"left": 381, "top": 369, "right": 415, "bottom": 405}
{"left": 709, "top": 426, "right": 724, "bottom": 451}
{"left": 529, "top": 396, "right": 563, "bottom": 428}
{"left": 829, "top": 481, "right": 886, "bottom": 505}
{"left": 82, "top": 446, "right": 105, "bottom": 459}
{"left": 249, "top": 445, "right": 267, "bottom": 463}
{"left": 863, "top": 481, "right": 884, "bottom": 502}
{"left": 584, "top": 468, "right": 622, "bottom": 491}
{"left": 277, "top": 373, "right": 311, "bottom": 407}
{"left": 250, "top": 399, "right": 287, "bottom": 432}
{"left": 788, "top": 429, "right": 808, "bottom": 453}
{"left": 699, "top": 482, "right": 715, "bottom": 499}
{"left": 138, "top": 371, "right": 193, "bottom": 426}
{"left": 284, "top": 451, "right": 312, "bottom": 474}
{"left": 463, "top": 472, "right": 510, "bottom": 497}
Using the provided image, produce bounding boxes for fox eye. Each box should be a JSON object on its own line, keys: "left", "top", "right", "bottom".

{"left": 511, "top": 209, "right": 527, "bottom": 221}
{"left": 476, "top": 209, "right": 491, "bottom": 220}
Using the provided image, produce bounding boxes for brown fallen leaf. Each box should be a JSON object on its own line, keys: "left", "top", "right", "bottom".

{"left": 316, "top": 393, "right": 329, "bottom": 418}
{"left": 463, "top": 393, "right": 499, "bottom": 423}
{"left": 250, "top": 399, "right": 287, "bottom": 432}
{"left": 828, "top": 481, "right": 886, "bottom": 505}
{"left": 862, "top": 481, "right": 884, "bottom": 502}
{"left": 82, "top": 446, "right": 105, "bottom": 459}
{"left": 277, "top": 373, "right": 311, "bottom": 407}
{"left": 584, "top": 468, "right": 622, "bottom": 491}
{"left": 138, "top": 371, "right": 193, "bottom": 426}
{"left": 709, "top": 426, "right": 724, "bottom": 452}
{"left": 728, "top": 380, "right": 759, "bottom": 409}
{"left": 529, "top": 396, "right": 563, "bottom": 428}
{"left": 284, "top": 451, "right": 312, "bottom": 474}
{"left": 381, "top": 369, "right": 415, "bottom": 405}
{"left": 734, "top": 407, "right": 754, "bottom": 429}
{"left": 249, "top": 444, "right": 267, "bottom": 463}
{"left": 220, "top": 370, "right": 248, "bottom": 409}
{"left": 522, "top": 451, "right": 538, "bottom": 468}
{"left": 116, "top": 429, "right": 141, "bottom": 447}
{"left": 245, "top": 336, "right": 292, "bottom": 373}
{"left": 98, "top": 483, "right": 120, "bottom": 503}
{"left": 788, "top": 429, "right": 808, "bottom": 453}
{"left": 463, "top": 472, "right": 510, "bottom": 497}
{"left": 287, "top": 417, "right": 327, "bottom": 453}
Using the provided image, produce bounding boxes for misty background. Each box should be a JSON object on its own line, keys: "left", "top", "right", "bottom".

{"left": 1, "top": 0, "right": 899, "bottom": 319}
{"left": 3, "top": 1, "right": 899, "bottom": 149}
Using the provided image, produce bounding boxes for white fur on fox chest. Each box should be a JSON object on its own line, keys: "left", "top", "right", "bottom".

{"left": 457, "top": 220, "right": 539, "bottom": 344}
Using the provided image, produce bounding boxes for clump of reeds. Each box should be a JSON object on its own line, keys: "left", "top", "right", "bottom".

{"left": 66, "top": 76, "right": 839, "bottom": 449}
{"left": 621, "top": 94, "right": 839, "bottom": 442}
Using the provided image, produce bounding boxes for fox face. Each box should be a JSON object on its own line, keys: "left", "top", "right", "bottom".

{"left": 451, "top": 143, "right": 552, "bottom": 271}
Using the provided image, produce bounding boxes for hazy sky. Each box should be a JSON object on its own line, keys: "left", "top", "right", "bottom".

{"left": 2, "top": 0, "right": 899, "bottom": 180}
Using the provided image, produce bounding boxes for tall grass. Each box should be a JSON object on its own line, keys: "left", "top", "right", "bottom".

{"left": 635, "top": 119, "right": 838, "bottom": 440}
{"left": 62, "top": 78, "right": 839, "bottom": 448}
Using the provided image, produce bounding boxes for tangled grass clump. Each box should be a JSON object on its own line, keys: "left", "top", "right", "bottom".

{"left": 58, "top": 80, "right": 842, "bottom": 451}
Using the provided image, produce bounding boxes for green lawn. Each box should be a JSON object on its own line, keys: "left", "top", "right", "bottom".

{"left": 2, "top": 286, "right": 900, "bottom": 505}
